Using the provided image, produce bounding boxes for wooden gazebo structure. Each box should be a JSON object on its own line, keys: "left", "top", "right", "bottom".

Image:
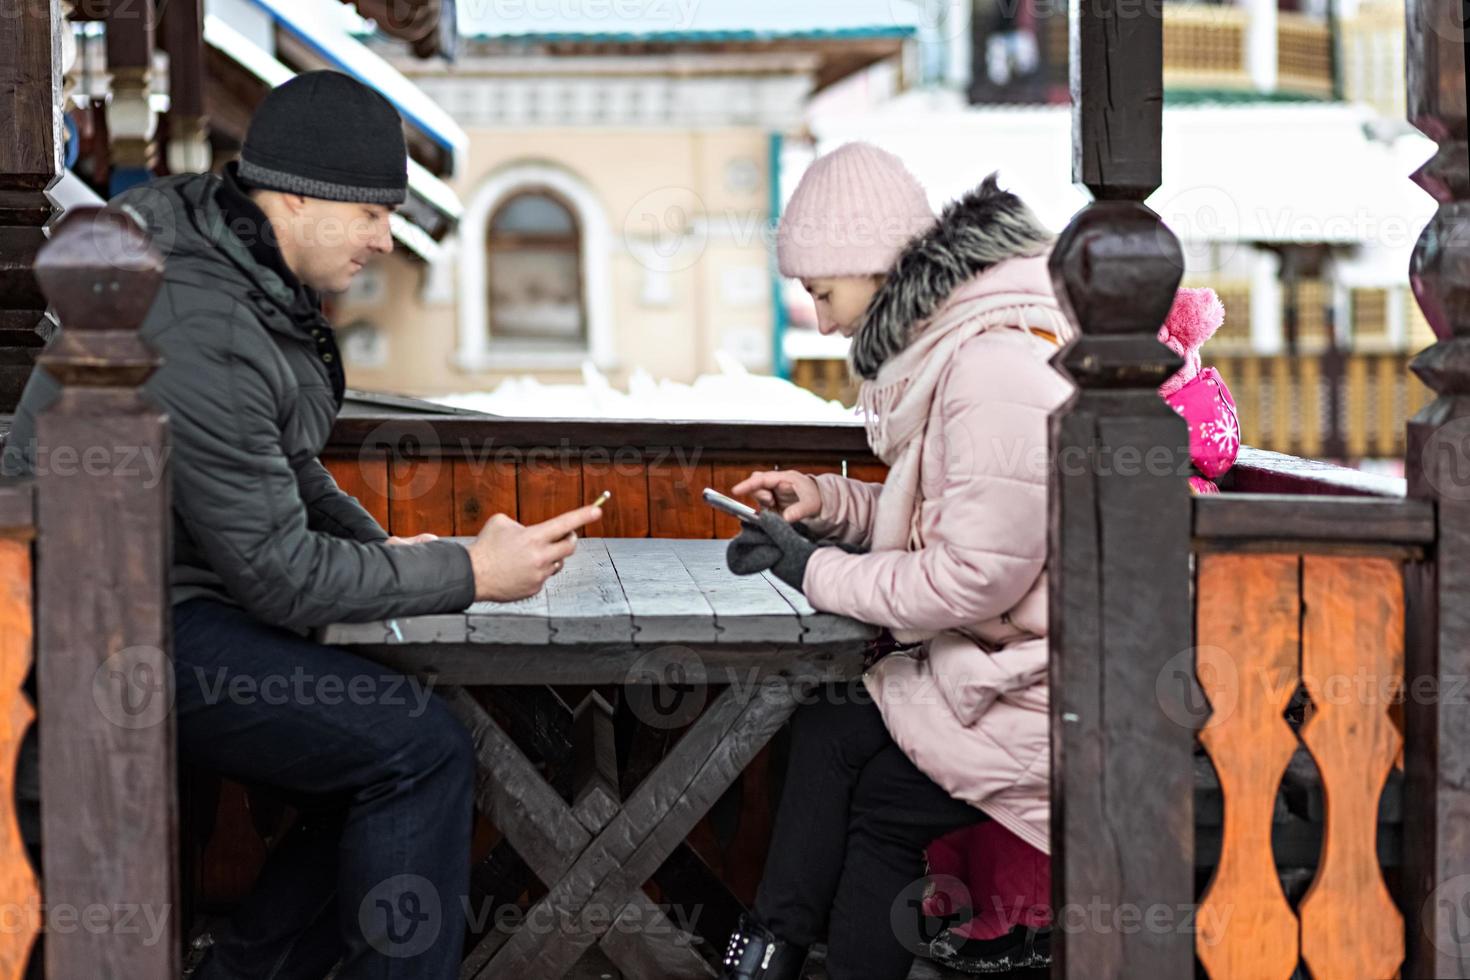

{"left": 2, "top": 0, "right": 1469, "bottom": 977}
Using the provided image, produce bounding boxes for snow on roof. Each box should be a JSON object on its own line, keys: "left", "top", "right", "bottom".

{"left": 459, "top": 0, "right": 923, "bottom": 42}
{"left": 245, "top": 0, "right": 468, "bottom": 163}
{"left": 805, "top": 96, "right": 1436, "bottom": 257}
{"left": 433, "top": 355, "right": 860, "bottom": 422}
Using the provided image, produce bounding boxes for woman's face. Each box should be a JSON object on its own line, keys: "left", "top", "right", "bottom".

{"left": 803, "top": 276, "right": 883, "bottom": 337}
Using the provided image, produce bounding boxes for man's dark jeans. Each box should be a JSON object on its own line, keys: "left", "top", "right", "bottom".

{"left": 176, "top": 599, "right": 474, "bottom": 980}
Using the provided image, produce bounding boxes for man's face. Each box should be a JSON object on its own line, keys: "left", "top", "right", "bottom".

{"left": 276, "top": 196, "right": 395, "bottom": 293}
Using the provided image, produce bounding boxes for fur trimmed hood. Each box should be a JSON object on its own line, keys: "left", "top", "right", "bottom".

{"left": 851, "top": 174, "right": 1055, "bottom": 379}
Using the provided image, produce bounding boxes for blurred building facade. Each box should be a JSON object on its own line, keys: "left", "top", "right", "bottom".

{"left": 779, "top": 0, "right": 1434, "bottom": 464}
{"left": 324, "top": 4, "right": 920, "bottom": 396}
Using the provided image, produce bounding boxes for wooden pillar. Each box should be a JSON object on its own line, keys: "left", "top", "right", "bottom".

{"left": 160, "top": 0, "right": 209, "bottom": 175}
{"left": 1400, "top": 0, "right": 1470, "bottom": 974}
{"left": 33, "top": 208, "right": 178, "bottom": 979}
{"left": 0, "top": 0, "right": 64, "bottom": 413}
{"left": 1046, "top": 0, "right": 1194, "bottom": 974}
{"left": 104, "top": 0, "right": 158, "bottom": 194}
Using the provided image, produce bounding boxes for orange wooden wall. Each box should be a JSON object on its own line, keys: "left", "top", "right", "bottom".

{"left": 324, "top": 453, "right": 890, "bottom": 541}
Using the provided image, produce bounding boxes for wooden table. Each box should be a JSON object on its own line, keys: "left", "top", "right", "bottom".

{"left": 320, "top": 538, "right": 877, "bottom": 980}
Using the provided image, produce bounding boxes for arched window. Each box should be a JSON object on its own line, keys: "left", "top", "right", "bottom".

{"left": 486, "top": 190, "right": 586, "bottom": 345}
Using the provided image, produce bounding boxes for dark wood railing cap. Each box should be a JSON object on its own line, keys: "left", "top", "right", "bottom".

{"left": 33, "top": 207, "right": 163, "bottom": 388}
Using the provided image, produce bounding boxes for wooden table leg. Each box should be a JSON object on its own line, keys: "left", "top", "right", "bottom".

{"left": 446, "top": 686, "right": 727, "bottom": 979}
{"left": 480, "top": 679, "right": 804, "bottom": 978}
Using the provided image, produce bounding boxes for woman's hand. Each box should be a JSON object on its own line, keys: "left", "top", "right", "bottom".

{"left": 731, "top": 470, "right": 823, "bottom": 522}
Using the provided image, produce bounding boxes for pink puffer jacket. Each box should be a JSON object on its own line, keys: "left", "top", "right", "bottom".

{"left": 799, "top": 253, "right": 1072, "bottom": 854}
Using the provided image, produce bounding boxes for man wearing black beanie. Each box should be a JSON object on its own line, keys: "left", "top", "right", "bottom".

{"left": 3, "top": 71, "right": 604, "bottom": 979}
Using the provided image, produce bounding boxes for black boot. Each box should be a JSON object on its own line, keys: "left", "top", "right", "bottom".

{"left": 721, "top": 914, "right": 807, "bottom": 979}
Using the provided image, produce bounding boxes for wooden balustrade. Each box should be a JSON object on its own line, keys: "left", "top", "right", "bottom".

{"left": 1189, "top": 500, "right": 1424, "bottom": 978}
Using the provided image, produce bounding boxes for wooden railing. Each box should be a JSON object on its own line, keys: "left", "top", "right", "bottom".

{"left": 1189, "top": 497, "right": 1426, "bottom": 977}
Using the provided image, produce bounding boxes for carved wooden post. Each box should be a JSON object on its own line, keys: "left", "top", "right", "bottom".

{"left": 32, "top": 208, "right": 177, "bottom": 978}
{"left": 0, "top": 0, "right": 64, "bottom": 412}
{"left": 1400, "top": 0, "right": 1470, "bottom": 974}
{"left": 1046, "top": 0, "right": 1194, "bottom": 974}
{"left": 160, "top": 0, "right": 210, "bottom": 176}
{"left": 105, "top": 0, "right": 159, "bottom": 194}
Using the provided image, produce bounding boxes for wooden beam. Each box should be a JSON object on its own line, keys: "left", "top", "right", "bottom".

{"left": 33, "top": 208, "right": 178, "bottom": 979}
{"left": 1400, "top": 0, "right": 1470, "bottom": 973}
{"left": 1193, "top": 494, "right": 1436, "bottom": 544}
{"left": 0, "top": 0, "right": 63, "bottom": 412}
{"left": 1047, "top": 0, "right": 1194, "bottom": 976}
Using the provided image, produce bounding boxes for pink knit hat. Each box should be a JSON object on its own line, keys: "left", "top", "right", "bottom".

{"left": 776, "top": 142, "right": 935, "bottom": 279}
{"left": 1158, "top": 287, "right": 1226, "bottom": 396}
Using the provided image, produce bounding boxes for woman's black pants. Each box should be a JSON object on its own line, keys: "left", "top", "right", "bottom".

{"left": 752, "top": 681, "right": 987, "bottom": 980}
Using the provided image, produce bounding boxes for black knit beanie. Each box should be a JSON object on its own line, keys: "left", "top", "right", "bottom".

{"left": 239, "top": 71, "right": 408, "bottom": 205}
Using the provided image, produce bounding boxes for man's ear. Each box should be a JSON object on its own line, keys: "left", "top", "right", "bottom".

{"left": 283, "top": 193, "right": 309, "bottom": 217}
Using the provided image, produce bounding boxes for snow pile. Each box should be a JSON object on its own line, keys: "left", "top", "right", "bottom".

{"left": 432, "top": 353, "right": 860, "bottom": 422}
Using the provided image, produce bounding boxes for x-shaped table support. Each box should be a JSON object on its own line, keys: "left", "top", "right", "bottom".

{"left": 445, "top": 670, "right": 810, "bottom": 979}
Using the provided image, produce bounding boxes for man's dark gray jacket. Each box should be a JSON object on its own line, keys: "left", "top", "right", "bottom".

{"left": 1, "top": 173, "right": 475, "bottom": 630}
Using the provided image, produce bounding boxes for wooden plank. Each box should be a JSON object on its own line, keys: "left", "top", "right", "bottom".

{"left": 760, "top": 569, "right": 878, "bottom": 644}
{"left": 570, "top": 692, "right": 621, "bottom": 833}
{"left": 1193, "top": 494, "right": 1435, "bottom": 544}
{"left": 1224, "top": 445, "right": 1406, "bottom": 497}
{"left": 603, "top": 537, "right": 719, "bottom": 644}
{"left": 389, "top": 456, "right": 456, "bottom": 536}
{"left": 1298, "top": 556, "right": 1405, "bottom": 979}
{"left": 666, "top": 539, "right": 808, "bottom": 643}
{"left": 709, "top": 461, "right": 771, "bottom": 538}
{"left": 1272, "top": 357, "right": 1294, "bottom": 456}
{"left": 1300, "top": 355, "right": 1323, "bottom": 458}
{"left": 328, "top": 416, "right": 876, "bottom": 457}
{"left": 1195, "top": 554, "right": 1301, "bottom": 980}
{"left": 1238, "top": 355, "right": 1263, "bottom": 449}
{"left": 1345, "top": 354, "right": 1369, "bottom": 459}
{"left": 581, "top": 452, "right": 650, "bottom": 537}
{"left": 331, "top": 641, "right": 863, "bottom": 687}
{"left": 0, "top": 540, "right": 39, "bottom": 980}
{"left": 324, "top": 454, "right": 390, "bottom": 531}
{"left": 453, "top": 456, "right": 517, "bottom": 535}
{"left": 543, "top": 537, "right": 635, "bottom": 644}
{"left": 648, "top": 460, "right": 715, "bottom": 539}
{"left": 1374, "top": 354, "right": 1398, "bottom": 458}
{"left": 517, "top": 451, "right": 583, "bottom": 525}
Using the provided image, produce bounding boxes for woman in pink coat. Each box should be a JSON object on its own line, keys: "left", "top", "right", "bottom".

{"left": 717, "top": 142, "right": 1072, "bottom": 980}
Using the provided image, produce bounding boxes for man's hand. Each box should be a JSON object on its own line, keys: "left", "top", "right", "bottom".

{"left": 466, "top": 505, "right": 604, "bottom": 602}
{"left": 731, "top": 470, "right": 823, "bottom": 523}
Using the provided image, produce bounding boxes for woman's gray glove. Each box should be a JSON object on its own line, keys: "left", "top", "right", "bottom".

{"left": 725, "top": 510, "right": 818, "bottom": 591}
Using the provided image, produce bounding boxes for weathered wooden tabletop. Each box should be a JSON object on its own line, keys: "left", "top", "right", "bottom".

{"left": 319, "top": 537, "right": 880, "bottom": 978}
{"left": 319, "top": 537, "right": 878, "bottom": 684}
